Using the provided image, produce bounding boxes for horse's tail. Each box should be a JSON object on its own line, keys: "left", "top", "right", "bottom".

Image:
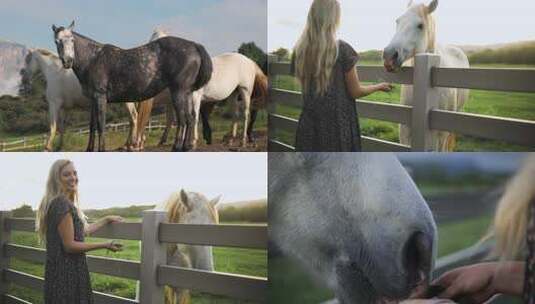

{"left": 193, "top": 43, "right": 213, "bottom": 91}
{"left": 251, "top": 64, "right": 269, "bottom": 110}
{"left": 136, "top": 98, "right": 154, "bottom": 138}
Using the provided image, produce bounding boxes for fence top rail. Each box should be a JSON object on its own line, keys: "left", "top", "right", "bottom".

{"left": 3, "top": 216, "right": 268, "bottom": 247}
{"left": 270, "top": 58, "right": 535, "bottom": 93}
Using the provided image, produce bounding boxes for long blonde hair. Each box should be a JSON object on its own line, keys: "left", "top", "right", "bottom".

{"left": 293, "top": 0, "right": 341, "bottom": 97}
{"left": 36, "top": 159, "right": 87, "bottom": 242}
{"left": 489, "top": 154, "right": 535, "bottom": 259}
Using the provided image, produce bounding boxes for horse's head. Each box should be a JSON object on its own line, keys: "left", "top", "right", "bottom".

{"left": 150, "top": 28, "right": 169, "bottom": 42}
{"left": 383, "top": 0, "right": 438, "bottom": 72}
{"left": 269, "top": 153, "right": 437, "bottom": 304}
{"left": 163, "top": 189, "right": 221, "bottom": 271}
{"left": 52, "top": 21, "right": 76, "bottom": 69}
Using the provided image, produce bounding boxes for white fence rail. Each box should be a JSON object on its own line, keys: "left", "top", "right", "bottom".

{"left": 0, "top": 210, "right": 267, "bottom": 304}
{"left": 0, "top": 120, "right": 166, "bottom": 152}
{"left": 268, "top": 54, "right": 535, "bottom": 151}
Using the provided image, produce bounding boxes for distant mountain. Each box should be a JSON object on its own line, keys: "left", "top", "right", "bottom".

{"left": 0, "top": 40, "right": 29, "bottom": 97}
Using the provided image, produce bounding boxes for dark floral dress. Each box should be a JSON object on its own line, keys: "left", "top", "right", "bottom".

{"left": 524, "top": 199, "right": 535, "bottom": 303}
{"left": 294, "top": 40, "right": 361, "bottom": 152}
{"left": 44, "top": 195, "right": 93, "bottom": 304}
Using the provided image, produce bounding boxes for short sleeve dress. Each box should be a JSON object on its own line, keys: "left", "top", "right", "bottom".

{"left": 44, "top": 196, "right": 93, "bottom": 304}
{"left": 524, "top": 199, "right": 535, "bottom": 303}
{"left": 294, "top": 40, "right": 361, "bottom": 152}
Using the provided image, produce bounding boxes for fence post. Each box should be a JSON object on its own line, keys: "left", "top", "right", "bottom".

{"left": 139, "top": 210, "right": 166, "bottom": 304}
{"left": 411, "top": 53, "right": 441, "bottom": 151}
{"left": 0, "top": 211, "right": 12, "bottom": 303}
{"left": 267, "top": 55, "right": 278, "bottom": 149}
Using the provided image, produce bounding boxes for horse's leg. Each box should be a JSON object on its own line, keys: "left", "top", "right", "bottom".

{"left": 191, "top": 92, "right": 202, "bottom": 150}
{"left": 183, "top": 92, "right": 195, "bottom": 152}
{"left": 247, "top": 108, "right": 258, "bottom": 144}
{"left": 95, "top": 95, "right": 107, "bottom": 152}
{"left": 238, "top": 88, "right": 251, "bottom": 147}
{"left": 46, "top": 102, "right": 59, "bottom": 152}
{"left": 159, "top": 103, "right": 173, "bottom": 146}
{"left": 170, "top": 89, "right": 186, "bottom": 152}
{"left": 86, "top": 101, "right": 97, "bottom": 152}
{"left": 227, "top": 90, "right": 241, "bottom": 146}
{"left": 58, "top": 107, "right": 66, "bottom": 151}
{"left": 125, "top": 102, "right": 138, "bottom": 151}
{"left": 200, "top": 103, "right": 214, "bottom": 145}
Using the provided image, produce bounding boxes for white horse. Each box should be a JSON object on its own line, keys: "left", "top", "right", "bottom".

{"left": 269, "top": 153, "right": 437, "bottom": 304}
{"left": 23, "top": 49, "right": 141, "bottom": 151}
{"left": 136, "top": 189, "right": 221, "bottom": 304}
{"left": 135, "top": 30, "right": 268, "bottom": 150}
{"left": 383, "top": 0, "right": 470, "bottom": 152}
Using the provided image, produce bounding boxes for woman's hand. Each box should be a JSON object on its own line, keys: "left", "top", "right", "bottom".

{"left": 106, "top": 240, "right": 123, "bottom": 252}
{"left": 432, "top": 263, "right": 499, "bottom": 303}
{"left": 377, "top": 82, "right": 394, "bottom": 92}
{"left": 105, "top": 215, "right": 124, "bottom": 224}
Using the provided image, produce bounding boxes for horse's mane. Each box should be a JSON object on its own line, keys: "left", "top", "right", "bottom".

{"left": 34, "top": 48, "right": 59, "bottom": 59}
{"left": 72, "top": 31, "right": 103, "bottom": 47}
{"left": 161, "top": 190, "right": 219, "bottom": 224}
{"left": 416, "top": 4, "right": 436, "bottom": 52}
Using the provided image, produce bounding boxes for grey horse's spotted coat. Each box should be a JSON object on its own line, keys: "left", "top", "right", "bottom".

{"left": 52, "top": 22, "right": 212, "bottom": 151}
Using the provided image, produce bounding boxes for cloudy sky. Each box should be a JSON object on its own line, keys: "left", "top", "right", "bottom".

{"left": 0, "top": 153, "right": 267, "bottom": 210}
{"left": 0, "top": 0, "right": 267, "bottom": 56}
{"left": 269, "top": 0, "right": 535, "bottom": 52}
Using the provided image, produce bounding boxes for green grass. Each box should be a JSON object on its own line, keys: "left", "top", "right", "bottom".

{"left": 271, "top": 63, "right": 535, "bottom": 152}
{"left": 2, "top": 109, "right": 268, "bottom": 152}
{"left": 6, "top": 221, "right": 267, "bottom": 304}
{"left": 268, "top": 215, "right": 493, "bottom": 303}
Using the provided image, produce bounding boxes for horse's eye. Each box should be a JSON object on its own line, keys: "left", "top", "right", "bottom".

{"left": 417, "top": 23, "right": 424, "bottom": 30}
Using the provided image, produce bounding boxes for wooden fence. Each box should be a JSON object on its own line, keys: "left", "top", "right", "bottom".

{"left": 268, "top": 54, "right": 535, "bottom": 151}
{"left": 0, "top": 120, "right": 167, "bottom": 152}
{"left": 0, "top": 210, "right": 267, "bottom": 304}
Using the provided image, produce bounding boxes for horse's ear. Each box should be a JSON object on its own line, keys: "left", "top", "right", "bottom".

{"left": 180, "top": 189, "right": 192, "bottom": 211}
{"left": 427, "top": 0, "right": 438, "bottom": 14}
{"left": 209, "top": 195, "right": 222, "bottom": 208}
{"left": 52, "top": 25, "right": 57, "bottom": 33}
{"left": 68, "top": 20, "right": 75, "bottom": 30}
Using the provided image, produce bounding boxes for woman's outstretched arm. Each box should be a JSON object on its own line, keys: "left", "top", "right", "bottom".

{"left": 85, "top": 215, "right": 124, "bottom": 236}
{"left": 345, "top": 67, "right": 393, "bottom": 99}
{"left": 58, "top": 213, "right": 122, "bottom": 254}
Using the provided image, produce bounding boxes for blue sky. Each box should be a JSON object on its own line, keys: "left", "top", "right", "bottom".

{"left": 269, "top": 0, "right": 535, "bottom": 51}
{"left": 0, "top": 0, "right": 266, "bottom": 56}
{"left": 0, "top": 153, "right": 267, "bottom": 210}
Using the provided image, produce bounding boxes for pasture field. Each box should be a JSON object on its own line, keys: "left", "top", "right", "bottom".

{"left": 6, "top": 219, "right": 267, "bottom": 304}
{"left": 268, "top": 215, "right": 494, "bottom": 303}
{"left": 270, "top": 63, "right": 535, "bottom": 152}
{"left": 1, "top": 109, "right": 268, "bottom": 152}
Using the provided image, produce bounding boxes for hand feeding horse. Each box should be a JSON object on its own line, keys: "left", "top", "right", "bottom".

{"left": 136, "top": 189, "right": 221, "bottom": 304}
{"left": 269, "top": 153, "right": 437, "bottom": 304}
{"left": 134, "top": 29, "right": 268, "bottom": 150}
{"left": 383, "top": 0, "right": 470, "bottom": 152}
{"left": 51, "top": 21, "right": 212, "bottom": 152}
{"left": 22, "top": 48, "right": 149, "bottom": 151}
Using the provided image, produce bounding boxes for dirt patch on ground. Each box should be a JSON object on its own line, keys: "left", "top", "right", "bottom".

{"left": 141, "top": 130, "right": 267, "bottom": 152}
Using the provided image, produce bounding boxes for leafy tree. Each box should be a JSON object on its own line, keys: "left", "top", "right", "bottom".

{"left": 238, "top": 42, "right": 268, "bottom": 73}
{"left": 271, "top": 47, "right": 290, "bottom": 62}
{"left": 12, "top": 204, "right": 35, "bottom": 218}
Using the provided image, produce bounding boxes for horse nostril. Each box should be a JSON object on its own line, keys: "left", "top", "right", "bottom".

{"left": 404, "top": 231, "right": 432, "bottom": 287}
{"left": 392, "top": 51, "right": 399, "bottom": 61}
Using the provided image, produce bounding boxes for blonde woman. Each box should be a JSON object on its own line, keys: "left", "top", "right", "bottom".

{"left": 292, "top": 0, "right": 392, "bottom": 152}
{"left": 36, "top": 159, "right": 123, "bottom": 304}
{"left": 411, "top": 155, "right": 535, "bottom": 303}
